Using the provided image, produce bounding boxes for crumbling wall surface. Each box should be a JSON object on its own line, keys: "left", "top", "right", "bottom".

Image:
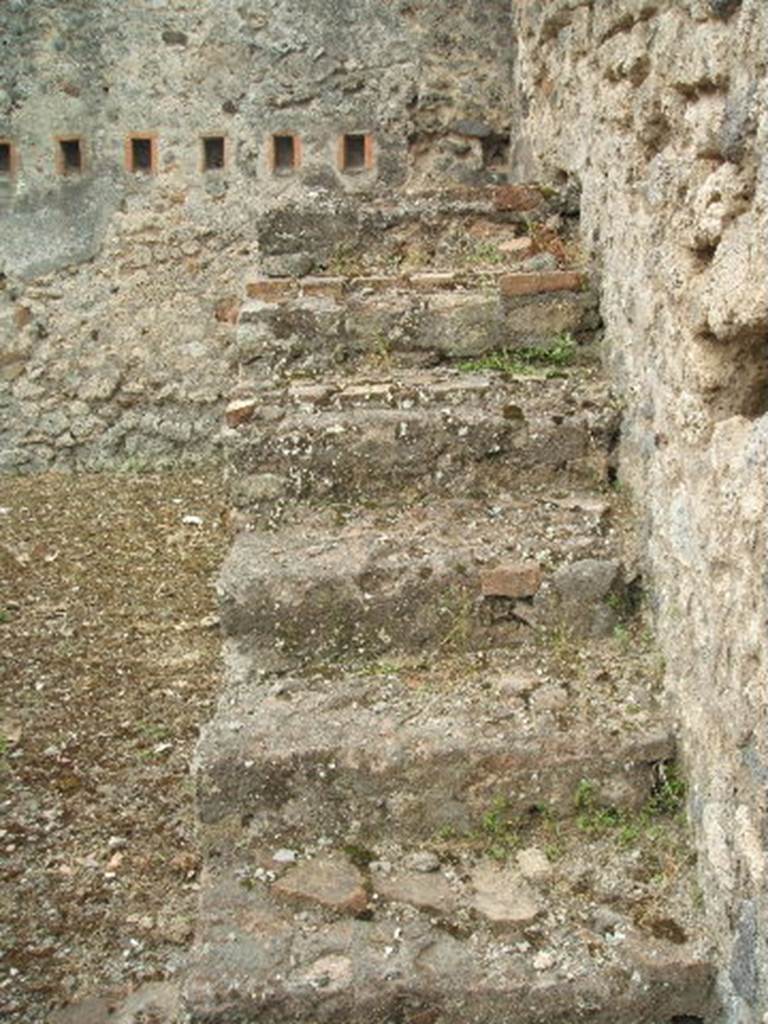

{"left": 1, "top": 0, "right": 513, "bottom": 470}
{"left": 512, "top": 1, "right": 768, "bottom": 1019}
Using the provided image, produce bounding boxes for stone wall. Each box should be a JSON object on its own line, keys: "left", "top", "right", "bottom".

{"left": 1, "top": 0, "right": 513, "bottom": 470}
{"left": 511, "top": 1, "right": 768, "bottom": 1019}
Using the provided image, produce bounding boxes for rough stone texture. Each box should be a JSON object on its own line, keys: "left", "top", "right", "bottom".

{"left": 215, "top": 493, "right": 622, "bottom": 668}
{"left": 512, "top": 1, "right": 768, "bottom": 1018}
{"left": 195, "top": 650, "right": 674, "bottom": 845}
{"left": 373, "top": 871, "right": 455, "bottom": 915}
{"left": 234, "top": 284, "right": 598, "bottom": 379}
{"left": 182, "top": 860, "right": 717, "bottom": 1024}
{"left": 223, "top": 368, "right": 609, "bottom": 514}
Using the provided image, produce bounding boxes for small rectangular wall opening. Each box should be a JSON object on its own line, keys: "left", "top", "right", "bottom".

{"left": 0, "top": 142, "right": 11, "bottom": 175}
{"left": 59, "top": 137, "right": 83, "bottom": 174}
{"left": 202, "top": 135, "right": 225, "bottom": 171}
{"left": 126, "top": 134, "right": 157, "bottom": 174}
{"left": 340, "top": 133, "right": 373, "bottom": 172}
{"left": 272, "top": 134, "right": 298, "bottom": 173}
{"left": 482, "top": 133, "right": 510, "bottom": 170}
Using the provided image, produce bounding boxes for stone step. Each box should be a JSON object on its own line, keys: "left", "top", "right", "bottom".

{"left": 223, "top": 368, "right": 615, "bottom": 513}
{"left": 254, "top": 184, "right": 570, "bottom": 279}
{"left": 217, "top": 493, "right": 621, "bottom": 668}
{"left": 235, "top": 280, "right": 600, "bottom": 377}
{"left": 183, "top": 826, "right": 716, "bottom": 1024}
{"left": 196, "top": 639, "right": 671, "bottom": 846}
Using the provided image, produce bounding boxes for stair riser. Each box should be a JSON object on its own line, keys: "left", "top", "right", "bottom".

{"left": 236, "top": 291, "right": 599, "bottom": 374}
{"left": 197, "top": 735, "right": 675, "bottom": 845}
{"left": 183, "top": 942, "right": 715, "bottom": 1024}
{"left": 225, "top": 416, "right": 594, "bottom": 509}
{"left": 219, "top": 561, "right": 517, "bottom": 669}
{"left": 185, "top": 986, "right": 716, "bottom": 1024}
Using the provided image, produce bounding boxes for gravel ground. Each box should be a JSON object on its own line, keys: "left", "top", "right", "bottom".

{"left": 0, "top": 469, "right": 229, "bottom": 1022}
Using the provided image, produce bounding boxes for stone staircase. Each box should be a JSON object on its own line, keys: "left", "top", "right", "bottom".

{"left": 180, "top": 190, "right": 718, "bottom": 1022}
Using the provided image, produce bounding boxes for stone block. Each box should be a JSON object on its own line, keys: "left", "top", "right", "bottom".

{"left": 470, "top": 861, "right": 543, "bottom": 927}
{"left": 373, "top": 871, "right": 455, "bottom": 914}
{"left": 273, "top": 857, "right": 367, "bottom": 915}
{"left": 348, "top": 275, "right": 403, "bottom": 293}
{"left": 261, "top": 253, "right": 315, "bottom": 278}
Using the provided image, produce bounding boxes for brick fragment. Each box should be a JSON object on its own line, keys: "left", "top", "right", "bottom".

{"left": 498, "top": 236, "right": 534, "bottom": 258}
{"left": 225, "top": 398, "right": 258, "bottom": 428}
{"left": 408, "top": 272, "right": 456, "bottom": 291}
{"left": 499, "top": 271, "right": 584, "bottom": 297}
{"left": 245, "top": 277, "right": 296, "bottom": 302}
{"left": 493, "top": 184, "right": 543, "bottom": 212}
{"left": 300, "top": 276, "right": 346, "bottom": 301}
{"left": 214, "top": 298, "right": 240, "bottom": 325}
{"left": 480, "top": 560, "right": 542, "bottom": 599}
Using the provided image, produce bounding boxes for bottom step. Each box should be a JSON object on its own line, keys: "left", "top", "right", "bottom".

{"left": 183, "top": 835, "right": 717, "bottom": 1024}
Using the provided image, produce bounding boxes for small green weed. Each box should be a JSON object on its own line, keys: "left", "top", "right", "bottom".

{"left": 465, "top": 241, "right": 505, "bottom": 266}
{"left": 436, "top": 823, "right": 458, "bottom": 841}
{"left": 574, "top": 763, "right": 687, "bottom": 842}
{"left": 647, "top": 762, "right": 686, "bottom": 816}
{"left": 478, "top": 795, "right": 519, "bottom": 860}
{"left": 458, "top": 333, "right": 577, "bottom": 378}
{"left": 343, "top": 843, "right": 377, "bottom": 869}
{"left": 435, "top": 586, "right": 475, "bottom": 653}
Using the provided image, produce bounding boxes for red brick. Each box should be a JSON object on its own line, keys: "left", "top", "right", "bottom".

{"left": 493, "top": 185, "right": 543, "bottom": 212}
{"left": 480, "top": 560, "right": 542, "bottom": 599}
{"left": 300, "top": 276, "right": 346, "bottom": 301}
{"left": 245, "top": 277, "right": 296, "bottom": 302}
{"left": 499, "top": 271, "right": 584, "bottom": 297}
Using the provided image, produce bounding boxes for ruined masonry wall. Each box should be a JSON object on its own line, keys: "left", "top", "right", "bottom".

{"left": 511, "top": 1, "right": 768, "bottom": 1020}
{"left": 1, "top": 0, "right": 512, "bottom": 470}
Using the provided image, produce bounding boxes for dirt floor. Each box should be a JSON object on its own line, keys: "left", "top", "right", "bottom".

{"left": 0, "top": 469, "right": 229, "bottom": 1022}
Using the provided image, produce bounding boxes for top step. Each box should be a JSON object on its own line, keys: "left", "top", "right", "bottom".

{"left": 255, "top": 183, "right": 579, "bottom": 281}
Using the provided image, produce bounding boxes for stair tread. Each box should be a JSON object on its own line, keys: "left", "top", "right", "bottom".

{"left": 184, "top": 839, "right": 714, "bottom": 1023}
{"left": 196, "top": 639, "right": 671, "bottom": 839}
{"left": 227, "top": 364, "right": 604, "bottom": 417}
{"left": 224, "top": 368, "right": 610, "bottom": 511}
{"left": 221, "top": 492, "right": 616, "bottom": 570}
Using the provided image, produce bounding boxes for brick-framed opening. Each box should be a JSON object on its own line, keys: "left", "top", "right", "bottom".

{"left": 56, "top": 135, "right": 84, "bottom": 175}
{"left": 125, "top": 133, "right": 158, "bottom": 174}
{"left": 338, "top": 132, "right": 374, "bottom": 173}
{"left": 270, "top": 133, "right": 301, "bottom": 174}
{"left": 0, "top": 139, "right": 19, "bottom": 177}
{"left": 201, "top": 134, "right": 226, "bottom": 172}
